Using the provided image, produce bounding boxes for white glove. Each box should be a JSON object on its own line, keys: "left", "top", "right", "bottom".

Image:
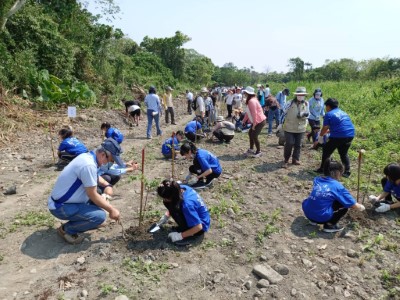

{"left": 368, "top": 195, "right": 379, "bottom": 203}
{"left": 318, "top": 135, "right": 324, "bottom": 144}
{"left": 101, "top": 193, "right": 112, "bottom": 201}
{"left": 356, "top": 204, "right": 366, "bottom": 212}
{"left": 168, "top": 232, "right": 183, "bottom": 242}
{"left": 375, "top": 203, "right": 391, "bottom": 213}
{"left": 157, "top": 214, "right": 170, "bottom": 226}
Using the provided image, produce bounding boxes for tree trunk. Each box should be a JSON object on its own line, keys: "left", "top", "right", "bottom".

{"left": 0, "top": 0, "right": 27, "bottom": 31}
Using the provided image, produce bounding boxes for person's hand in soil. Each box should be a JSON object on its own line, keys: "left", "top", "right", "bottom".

{"left": 109, "top": 207, "right": 120, "bottom": 221}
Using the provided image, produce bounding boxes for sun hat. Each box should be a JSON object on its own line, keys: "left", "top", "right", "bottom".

{"left": 242, "top": 86, "right": 255, "bottom": 95}
{"left": 256, "top": 84, "right": 261, "bottom": 88}
{"left": 200, "top": 87, "right": 208, "bottom": 93}
{"left": 101, "top": 138, "right": 124, "bottom": 167}
{"left": 293, "top": 87, "right": 308, "bottom": 95}
{"left": 216, "top": 116, "right": 224, "bottom": 122}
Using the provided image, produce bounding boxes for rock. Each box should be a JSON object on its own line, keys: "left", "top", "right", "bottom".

{"left": 291, "top": 288, "right": 297, "bottom": 296}
{"left": 77, "top": 114, "right": 88, "bottom": 122}
{"left": 233, "top": 223, "right": 242, "bottom": 230}
{"left": 30, "top": 268, "right": 37, "bottom": 274}
{"left": 14, "top": 166, "right": 19, "bottom": 172}
{"left": 170, "top": 263, "right": 179, "bottom": 268}
{"left": 274, "top": 263, "right": 289, "bottom": 275}
{"left": 213, "top": 273, "right": 225, "bottom": 283}
{"left": 344, "top": 290, "right": 351, "bottom": 297}
{"left": 3, "top": 185, "right": 16, "bottom": 195}
{"left": 227, "top": 208, "right": 236, "bottom": 217}
{"left": 244, "top": 280, "right": 252, "bottom": 290}
{"left": 81, "top": 290, "right": 88, "bottom": 297}
{"left": 317, "top": 281, "right": 327, "bottom": 289}
{"left": 76, "top": 256, "right": 85, "bottom": 264}
{"left": 260, "top": 255, "right": 267, "bottom": 261}
{"left": 347, "top": 249, "right": 359, "bottom": 258}
{"left": 252, "top": 264, "right": 283, "bottom": 284}
{"left": 301, "top": 258, "right": 313, "bottom": 268}
{"left": 337, "top": 246, "right": 345, "bottom": 250}
{"left": 257, "top": 279, "right": 270, "bottom": 288}
{"left": 304, "top": 239, "right": 314, "bottom": 244}
{"left": 115, "top": 296, "right": 129, "bottom": 300}
{"left": 330, "top": 266, "right": 340, "bottom": 272}
{"left": 334, "top": 286, "right": 342, "bottom": 294}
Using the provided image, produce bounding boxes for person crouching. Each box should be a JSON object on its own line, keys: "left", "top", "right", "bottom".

{"left": 212, "top": 116, "right": 235, "bottom": 143}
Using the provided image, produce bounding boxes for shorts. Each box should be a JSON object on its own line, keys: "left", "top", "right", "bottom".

{"left": 129, "top": 109, "right": 141, "bottom": 117}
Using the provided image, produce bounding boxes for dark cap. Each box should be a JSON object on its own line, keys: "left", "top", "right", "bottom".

{"left": 101, "top": 138, "right": 124, "bottom": 167}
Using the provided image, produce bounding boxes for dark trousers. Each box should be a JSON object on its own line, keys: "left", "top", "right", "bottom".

{"left": 187, "top": 100, "right": 192, "bottom": 114}
{"left": 189, "top": 162, "right": 221, "bottom": 185}
{"left": 165, "top": 107, "right": 175, "bottom": 123}
{"left": 97, "top": 174, "right": 121, "bottom": 194}
{"left": 320, "top": 137, "right": 353, "bottom": 172}
{"left": 185, "top": 132, "right": 203, "bottom": 143}
{"left": 307, "top": 119, "right": 320, "bottom": 142}
{"left": 213, "top": 131, "right": 234, "bottom": 143}
{"left": 309, "top": 201, "right": 348, "bottom": 225}
{"left": 227, "top": 104, "right": 233, "bottom": 117}
{"left": 249, "top": 119, "right": 266, "bottom": 153}
{"left": 284, "top": 131, "right": 305, "bottom": 162}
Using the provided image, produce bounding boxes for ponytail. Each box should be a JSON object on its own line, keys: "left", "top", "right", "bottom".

{"left": 157, "top": 179, "right": 182, "bottom": 208}
{"left": 323, "top": 158, "right": 344, "bottom": 178}
{"left": 58, "top": 127, "right": 73, "bottom": 139}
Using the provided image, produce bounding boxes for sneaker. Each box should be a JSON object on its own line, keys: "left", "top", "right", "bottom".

{"left": 57, "top": 225, "right": 84, "bottom": 244}
{"left": 308, "top": 220, "right": 318, "bottom": 226}
{"left": 292, "top": 160, "right": 301, "bottom": 165}
{"left": 244, "top": 149, "right": 255, "bottom": 156}
{"left": 281, "top": 161, "right": 289, "bottom": 168}
{"left": 171, "top": 123, "right": 177, "bottom": 125}
{"left": 322, "top": 223, "right": 344, "bottom": 233}
{"left": 267, "top": 133, "right": 272, "bottom": 137}
{"left": 147, "top": 136, "right": 152, "bottom": 140}
{"left": 252, "top": 152, "right": 262, "bottom": 158}
{"left": 342, "top": 171, "right": 351, "bottom": 178}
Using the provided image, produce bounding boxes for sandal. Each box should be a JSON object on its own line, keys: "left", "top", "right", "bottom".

{"left": 57, "top": 225, "right": 84, "bottom": 245}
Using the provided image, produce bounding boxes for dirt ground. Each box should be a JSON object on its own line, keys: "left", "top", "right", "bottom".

{"left": 0, "top": 97, "right": 399, "bottom": 300}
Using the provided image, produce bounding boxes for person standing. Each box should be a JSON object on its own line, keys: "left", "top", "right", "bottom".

{"left": 276, "top": 88, "right": 290, "bottom": 117}
{"left": 307, "top": 88, "right": 325, "bottom": 142}
{"left": 163, "top": 86, "right": 176, "bottom": 125}
{"left": 242, "top": 86, "right": 267, "bottom": 158}
{"left": 195, "top": 87, "right": 207, "bottom": 120}
{"left": 233, "top": 88, "right": 243, "bottom": 110}
{"left": 144, "top": 86, "right": 162, "bottom": 139}
{"left": 264, "top": 84, "right": 271, "bottom": 99}
{"left": 186, "top": 90, "right": 194, "bottom": 115}
{"left": 315, "top": 98, "right": 355, "bottom": 178}
{"left": 281, "top": 87, "right": 310, "bottom": 168}
{"left": 225, "top": 89, "right": 234, "bottom": 118}
{"left": 257, "top": 85, "right": 265, "bottom": 108}
{"left": 48, "top": 138, "right": 123, "bottom": 244}
{"left": 265, "top": 95, "right": 281, "bottom": 136}
{"left": 302, "top": 159, "right": 365, "bottom": 232}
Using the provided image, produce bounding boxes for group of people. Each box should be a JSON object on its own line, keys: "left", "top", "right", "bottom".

{"left": 48, "top": 83, "right": 399, "bottom": 246}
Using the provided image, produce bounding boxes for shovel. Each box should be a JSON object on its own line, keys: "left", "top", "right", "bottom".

{"left": 148, "top": 223, "right": 161, "bottom": 233}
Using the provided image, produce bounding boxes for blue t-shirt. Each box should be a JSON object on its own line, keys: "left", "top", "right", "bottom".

{"left": 383, "top": 180, "right": 400, "bottom": 199}
{"left": 181, "top": 185, "right": 210, "bottom": 232}
{"left": 105, "top": 127, "right": 124, "bottom": 144}
{"left": 185, "top": 121, "right": 202, "bottom": 134}
{"left": 323, "top": 108, "right": 355, "bottom": 138}
{"left": 196, "top": 149, "right": 222, "bottom": 175}
{"left": 302, "top": 177, "right": 356, "bottom": 222}
{"left": 161, "top": 137, "right": 180, "bottom": 155}
{"left": 58, "top": 137, "right": 88, "bottom": 155}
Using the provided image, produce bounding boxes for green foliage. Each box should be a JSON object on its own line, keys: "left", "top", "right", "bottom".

{"left": 32, "top": 69, "right": 96, "bottom": 108}
{"left": 121, "top": 257, "right": 169, "bottom": 283}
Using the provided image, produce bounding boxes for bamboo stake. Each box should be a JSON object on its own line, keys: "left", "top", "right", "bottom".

{"left": 49, "top": 123, "right": 56, "bottom": 164}
{"left": 171, "top": 132, "right": 176, "bottom": 180}
{"left": 139, "top": 148, "right": 145, "bottom": 227}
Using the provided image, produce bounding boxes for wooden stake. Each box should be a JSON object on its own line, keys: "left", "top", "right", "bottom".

{"left": 356, "top": 149, "right": 366, "bottom": 203}
{"left": 139, "top": 148, "right": 145, "bottom": 227}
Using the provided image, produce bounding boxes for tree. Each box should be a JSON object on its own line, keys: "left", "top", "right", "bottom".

{"left": 288, "top": 57, "right": 304, "bottom": 80}
{"left": 0, "top": 0, "right": 27, "bottom": 31}
{"left": 141, "top": 31, "right": 191, "bottom": 79}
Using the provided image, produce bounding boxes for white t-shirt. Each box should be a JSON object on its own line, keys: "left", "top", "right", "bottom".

{"left": 128, "top": 105, "right": 140, "bottom": 112}
{"left": 48, "top": 152, "right": 98, "bottom": 210}
{"left": 264, "top": 88, "right": 270, "bottom": 98}
{"left": 225, "top": 94, "right": 234, "bottom": 105}
{"left": 196, "top": 96, "right": 205, "bottom": 115}
{"left": 186, "top": 92, "right": 193, "bottom": 101}
{"left": 233, "top": 93, "right": 243, "bottom": 109}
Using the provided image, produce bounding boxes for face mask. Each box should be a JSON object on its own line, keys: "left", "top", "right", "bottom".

{"left": 297, "top": 96, "right": 305, "bottom": 101}
{"left": 314, "top": 93, "right": 321, "bottom": 99}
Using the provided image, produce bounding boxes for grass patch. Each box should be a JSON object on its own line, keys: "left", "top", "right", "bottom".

{"left": 256, "top": 208, "right": 281, "bottom": 244}
{"left": 121, "top": 257, "right": 169, "bottom": 283}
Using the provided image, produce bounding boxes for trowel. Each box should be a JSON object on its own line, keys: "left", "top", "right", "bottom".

{"left": 148, "top": 223, "right": 161, "bottom": 233}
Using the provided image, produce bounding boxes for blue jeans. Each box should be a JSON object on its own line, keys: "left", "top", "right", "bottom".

{"left": 50, "top": 202, "right": 106, "bottom": 234}
{"left": 268, "top": 109, "right": 280, "bottom": 133}
{"left": 147, "top": 109, "right": 162, "bottom": 138}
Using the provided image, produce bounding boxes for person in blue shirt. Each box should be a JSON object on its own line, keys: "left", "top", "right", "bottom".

{"left": 369, "top": 163, "right": 400, "bottom": 213}
{"left": 302, "top": 159, "right": 365, "bottom": 232}
{"left": 315, "top": 98, "right": 355, "bottom": 178}
{"left": 56, "top": 126, "right": 88, "bottom": 170}
{"left": 154, "top": 180, "right": 210, "bottom": 244}
{"left": 161, "top": 131, "right": 184, "bottom": 159}
{"left": 180, "top": 142, "right": 222, "bottom": 189}
{"left": 101, "top": 122, "right": 124, "bottom": 144}
{"left": 306, "top": 88, "right": 325, "bottom": 142}
{"left": 184, "top": 118, "right": 203, "bottom": 142}
{"left": 276, "top": 88, "right": 290, "bottom": 116}
{"left": 144, "top": 85, "right": 162, "bottom": 139}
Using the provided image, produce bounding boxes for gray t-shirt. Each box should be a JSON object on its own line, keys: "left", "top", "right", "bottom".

{"left": 48, "top": 152, "right": 98, "bottom": 210}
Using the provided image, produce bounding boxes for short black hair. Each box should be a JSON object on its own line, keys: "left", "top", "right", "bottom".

{"left": 383, "top": 163, "right": 400, "bottom": 182}
{"left": 180, "top": 142, "right": 197, "bottom": 156}
{"left": 325, "top": 98, "right": 339, "bottom": 109}
{"left": 323, "top": 158, "right": 344, "bottom": 178}
{"left": 101, "top": 122, "right": 111, "bottom": 130}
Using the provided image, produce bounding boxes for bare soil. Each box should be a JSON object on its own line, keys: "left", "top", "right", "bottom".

{"left": 0, "top": 98, "right": 399, "bottom": 300}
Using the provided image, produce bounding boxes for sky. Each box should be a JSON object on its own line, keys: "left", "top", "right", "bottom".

{"left": 88, "top": 0, "right": 400, "bottom": 73}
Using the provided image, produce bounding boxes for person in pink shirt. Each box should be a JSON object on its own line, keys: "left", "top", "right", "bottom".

{"left": 242, "top": 86, "right": 267, "bottom": 157}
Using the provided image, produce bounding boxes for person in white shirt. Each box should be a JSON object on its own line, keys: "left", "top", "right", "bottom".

{"left": 162, "top": 86, "right": 176, "bottom": 125}
{"left": 186, "top": 90, "right": 194, "bottom": 114}
{"left": 225, "top": 89, "right": 234, "bottom": 118}
{"left": 195, "top": 87, "right": 207, "bottom": 119}
{"left": 232, "top": 88, "right": 243, "bottom": 110}
{"left": 264, "top": 84, "right": 270, "bottom": 99}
